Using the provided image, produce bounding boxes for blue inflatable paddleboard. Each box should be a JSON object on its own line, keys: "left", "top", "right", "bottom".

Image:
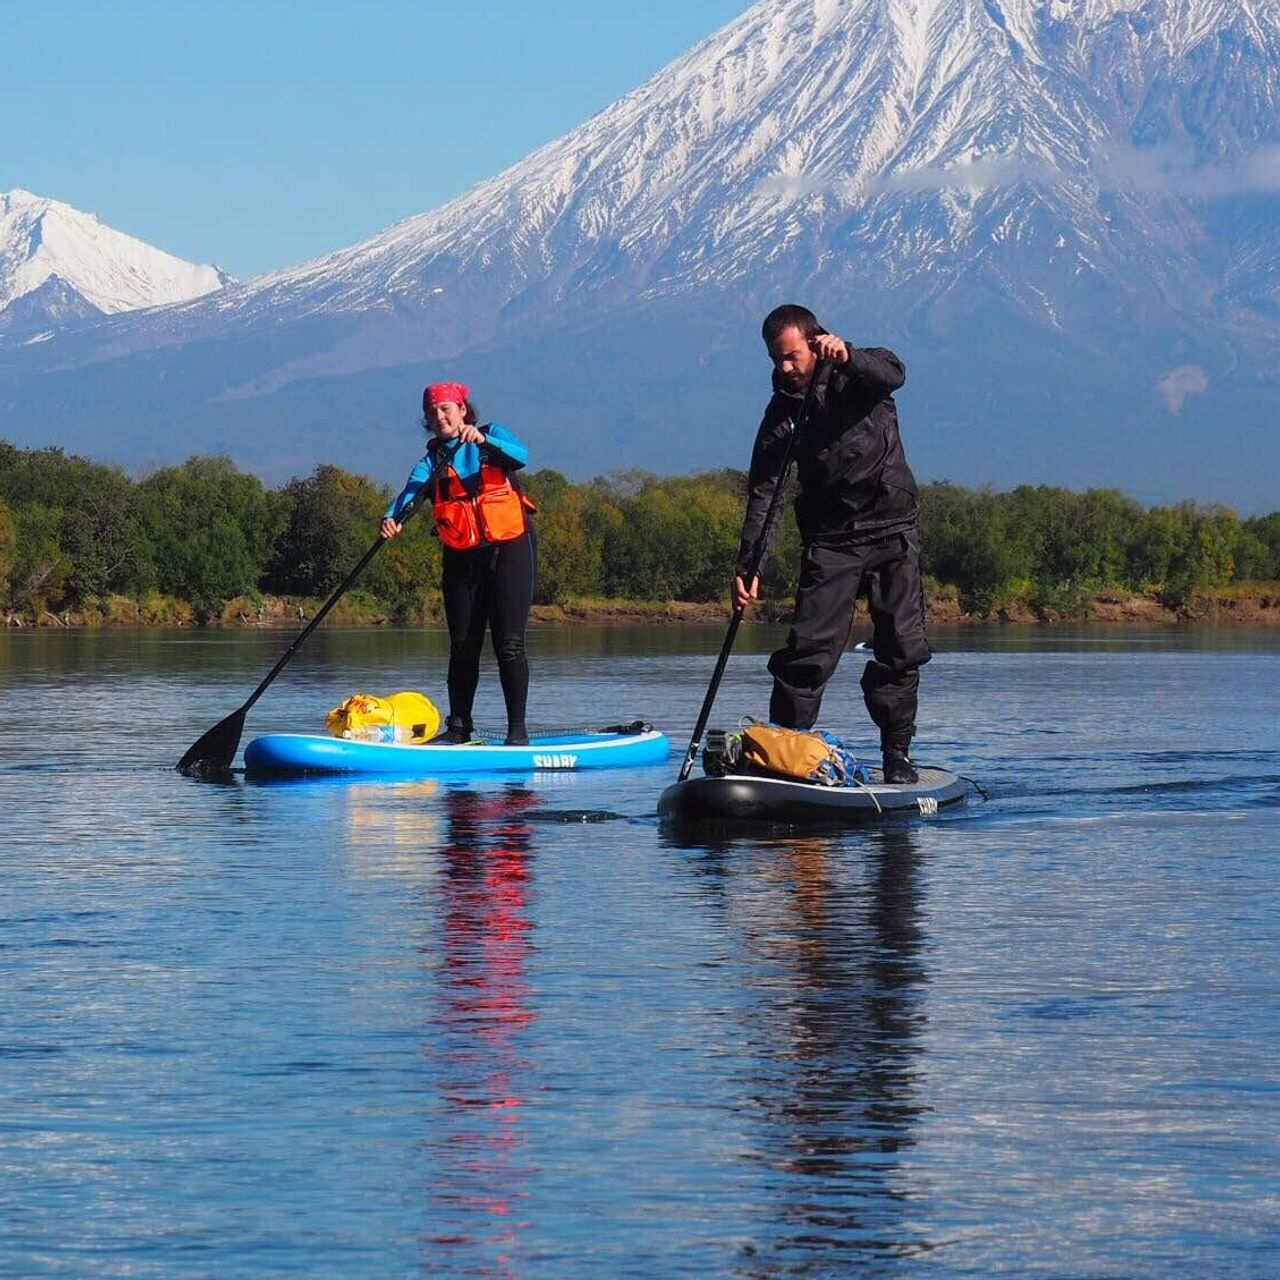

{"left": 244, "top": 727, "right": 669, "bottom": 777}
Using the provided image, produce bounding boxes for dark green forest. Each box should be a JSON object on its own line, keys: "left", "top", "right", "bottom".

{"left": 1, "top": 441, "right": 1277, "bottom": 625}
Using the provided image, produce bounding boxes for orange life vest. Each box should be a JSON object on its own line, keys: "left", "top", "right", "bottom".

{"left": 432, "top": 458, "right": 536, "bottom": 551}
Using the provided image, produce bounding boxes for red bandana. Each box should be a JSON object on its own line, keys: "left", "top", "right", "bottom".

{"left": 423, "top": 381, "right": 470, "bottom": 411}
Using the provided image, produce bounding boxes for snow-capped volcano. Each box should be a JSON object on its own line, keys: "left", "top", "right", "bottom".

{"left": 196, "top": 0, "right": 1279, "bottom": 343}
{"left": 0, "top": 189, "right": 229, "bottom": 334}
{"left": 2, "top": 0, "right": 1278, "bottom": 508}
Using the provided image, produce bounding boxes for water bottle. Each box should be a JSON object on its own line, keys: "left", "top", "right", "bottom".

{"left": 343, "top": 724, "right": 402, "bottom": 743}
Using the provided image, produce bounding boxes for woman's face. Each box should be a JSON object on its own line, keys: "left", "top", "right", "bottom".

{"left": 428, "top": 400, "right": 467, "bottom": 438}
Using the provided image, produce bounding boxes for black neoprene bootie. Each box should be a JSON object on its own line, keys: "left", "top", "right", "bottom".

{"left": 432, "top": 715, "right": 473, "bottom": 745}
{"left": 882, "top": 745, "right": 919, "bottom": 785}
{"left": 504, "top": 726, "right": 529, "bottom": 746}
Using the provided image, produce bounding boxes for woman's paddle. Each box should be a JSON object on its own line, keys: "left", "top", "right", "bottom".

{"left": 676, "top": 363, "right": 828, "bottom": 782}
{"left": 176, "top": 481, "right": 437, "bottom": 777}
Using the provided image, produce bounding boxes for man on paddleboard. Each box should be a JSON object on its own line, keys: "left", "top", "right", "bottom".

{"left": 732, "top": 304, "right": 929, "bottom": 784}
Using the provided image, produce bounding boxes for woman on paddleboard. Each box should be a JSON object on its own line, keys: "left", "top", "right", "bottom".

{"left": 381, "top": 381, "right": 537, "bottom": 745}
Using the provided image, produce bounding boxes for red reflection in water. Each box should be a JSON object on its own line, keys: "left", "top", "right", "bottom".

{"left": 423, "top": 788, "right": 539, "bottom": 1277}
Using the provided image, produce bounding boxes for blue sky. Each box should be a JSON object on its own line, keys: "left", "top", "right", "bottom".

{"left": 2, "top": 0, "right": 747, "bottom": 279}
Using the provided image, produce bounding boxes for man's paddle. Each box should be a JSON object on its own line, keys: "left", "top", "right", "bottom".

{"left": 676, "top": 362, "right": 828, "bottom": 782}
{"left": 176, "top": 477, "right": 437, "bottom": 777}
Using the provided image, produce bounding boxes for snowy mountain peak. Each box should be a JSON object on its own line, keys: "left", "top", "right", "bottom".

{"left": 231, "top": 0, "right": 1278, "bottom": 334}
{"left": 0, "top": 188, "right": 230, "bottom": 332}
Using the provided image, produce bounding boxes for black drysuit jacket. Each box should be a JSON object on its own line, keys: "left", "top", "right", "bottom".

{"left": 734, "top": 348, "right": 920, "bottom": 578}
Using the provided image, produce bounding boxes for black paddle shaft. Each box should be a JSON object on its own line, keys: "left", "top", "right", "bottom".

{"left": 239, "top": 535, "right": 386, "bottom": 716}
{"left": 677, "top": 364, "right": 827, "bottom": 782}
{"left": 176, "top": 476, "right": 438, "bottom": 775}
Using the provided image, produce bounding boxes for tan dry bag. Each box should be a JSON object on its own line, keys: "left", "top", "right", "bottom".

{"left": 740, "top": 724, "right": 849, "bottom": 786}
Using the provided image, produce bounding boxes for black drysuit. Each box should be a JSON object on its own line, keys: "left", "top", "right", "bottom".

{"left": 734, "top": 348, "right": 930, "bottom": 748}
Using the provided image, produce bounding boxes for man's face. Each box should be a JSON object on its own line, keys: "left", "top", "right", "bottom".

{"left": 766, "top": 325, "right": 816, "bottom": 392}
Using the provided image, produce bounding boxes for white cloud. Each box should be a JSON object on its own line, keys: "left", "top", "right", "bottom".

{"left": 1098, "top": 143, "right": 1280, "bottom": 198}
{"left": 872, "top": 144, "right": 1280, "bottom": 199}
{"left": 754, "top": 173, "right": 848, "bottom": 201}
{"left": 1156, "top": 364, "right": 1209, "bottom": 414}
{"left": 880, "top": 153, "right": 1059, "bottom": 193}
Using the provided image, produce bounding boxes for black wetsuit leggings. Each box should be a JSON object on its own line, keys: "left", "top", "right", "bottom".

{"left": 441, "top": 531, "right": 536, "bottom": 733}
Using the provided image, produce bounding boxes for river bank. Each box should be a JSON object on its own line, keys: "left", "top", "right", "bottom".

{"left": 537, "top": 586, "right": 1280, "bottom": 627}
{"left": 6, "top": 583, "right": 1280, "bottom": 629}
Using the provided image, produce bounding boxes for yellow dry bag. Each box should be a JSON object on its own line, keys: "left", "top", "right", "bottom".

{"left": 325, "top": 691, "right": 441, "bottom": 743}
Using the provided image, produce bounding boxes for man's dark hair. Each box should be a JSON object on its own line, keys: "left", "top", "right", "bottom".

{"left": 761, "top": 304, "right": 826, "bottom": 345}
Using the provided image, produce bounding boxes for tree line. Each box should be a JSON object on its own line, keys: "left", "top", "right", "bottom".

{"left": 1, "top": 440, "right": 1277, "bottom": 624}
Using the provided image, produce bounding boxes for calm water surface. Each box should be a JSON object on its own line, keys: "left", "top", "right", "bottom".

{"left": 1, "top": 624, "right": 1277, "bottom": 1278}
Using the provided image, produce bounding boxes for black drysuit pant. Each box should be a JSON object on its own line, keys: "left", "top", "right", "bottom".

{"left": 441, "top": 531, "right": 535, "bottom": 732}
{"left": 767, "top": 532, "right": 930, "bottom": 748}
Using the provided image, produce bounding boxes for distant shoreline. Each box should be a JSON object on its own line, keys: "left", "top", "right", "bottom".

{"left": 534, "top": 591, "right": 1280, "bottom": 627}
{"left": 7, "top": 587, "right": 1279, "bottom": 630}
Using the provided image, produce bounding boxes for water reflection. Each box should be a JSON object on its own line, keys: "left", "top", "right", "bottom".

{"left": 421, "top": 787, "right": 540, "bottom": 1278}
{"left": 678, "top": 827, "right": 930, "bottom": 1270}
{"left": 340, "top": 780, "right": 444, "bottom": 874}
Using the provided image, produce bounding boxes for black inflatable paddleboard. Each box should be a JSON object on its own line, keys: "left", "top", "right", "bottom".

{"left": 657, "top": 765, "right": 967, "bottom": 827}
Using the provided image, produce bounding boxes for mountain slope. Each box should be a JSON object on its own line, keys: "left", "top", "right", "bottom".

{"left": 0, "top": 189, "right": 230, "bottom": 335}
{"left": 2, "top": 0, "right": 1278, "bottom": 509}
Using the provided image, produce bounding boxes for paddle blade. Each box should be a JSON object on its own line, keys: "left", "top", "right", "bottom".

{"left": 176, "top": 706, "right": 247, "bottom": 776}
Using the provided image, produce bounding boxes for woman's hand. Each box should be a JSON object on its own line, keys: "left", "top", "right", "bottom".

{"left": 457, "top": 424, "right": 485, "bottom": 445}
{"left": 380, "top": 517, "right": 402, "bottom": 540}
